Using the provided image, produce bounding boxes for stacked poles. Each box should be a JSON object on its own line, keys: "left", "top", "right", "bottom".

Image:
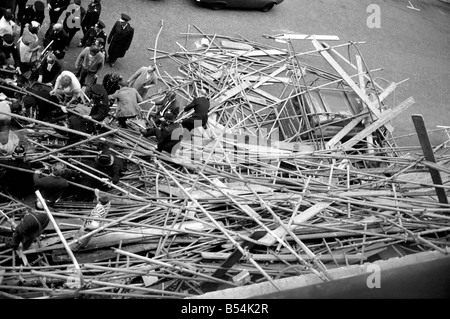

{"left": 0, "top": 28, "right": 449, "bottom": 298}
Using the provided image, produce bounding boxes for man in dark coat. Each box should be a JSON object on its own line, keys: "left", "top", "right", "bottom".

{"left": 43, "top": 23, "right": 68, "bottom": 59}
{"left": 37, "top": 52, "right": 61, "bottom": 85}
{"left": 47, "top": 0, "right": 70, "bottom": 25}
{"left": 80, "top": 0, "right": 101, "bottom": 35}
{"left": 5, "top": 208, "right": 50, "bottom": 250}
{"left": 77, "top": 20, "right": 106, "bottom": 48}
{"left": 106, "top": 13, "right": 134, "bottom": 67}
{"left": 140, "top": 112, "right": 183, "bottom": 154}
{"left": 181, "top": 92, "right": 210, "bottom": 131}
{"left": 0, "top": 33, "right": 20, "bottom": 72}
{"left": 33, "top": 162, "right": 69, "bottom": 207}
{"left": 19, "top": 0, "right": 45, "bottom": 36}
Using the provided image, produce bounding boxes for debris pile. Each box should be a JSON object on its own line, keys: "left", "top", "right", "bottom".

{"left": 0, "top": 28, "right": 449, "bottom": 299}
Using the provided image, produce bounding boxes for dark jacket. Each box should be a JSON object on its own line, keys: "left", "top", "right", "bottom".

{"left": 81, "top": 1, "right": 101, "bottom": 33}
{"left": 0, "top": 41, "right": 20, "bottom": 67}
{"left": 33, "top": 173, "right": 69, "bottom": 205}
{"left": 43, "top": 28, "right": 68, "bottom": 56}
{"left": 184, "top": 97, "right": 210, "bottom": 116}
{"left": 80, "top": 26, "right": 106, "bottom": 47}
{"left": 68, "top": 101, "right": 109, "bottom": 135}
{"left": 94, "top": 150, "right": 124, "bottom": 184}
{"left": 9, "top": 210, "right": 50, "bottom": 249}
{"left": 183, "top": 97, "right": 210, "bottom": 128}
{"left": 20, "top": 5, "right": 45, "bottom": 26}
{"left": 38, "top": 59, "right": 61, "bottom": 84}
{"left": 107, "top": 21, "right": 134, "bottom": 58}
{"left": 142, "top": 122, "right": 183, "bottom": 154}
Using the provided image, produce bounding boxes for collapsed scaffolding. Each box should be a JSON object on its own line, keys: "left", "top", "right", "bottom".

{"left": 0, "top": 27, "right": 449, "bottom": 299}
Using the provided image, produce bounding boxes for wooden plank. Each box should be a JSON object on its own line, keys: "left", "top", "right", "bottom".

{"left": 412, "top": 114, "right": 449, "bottom": 204}
{"left": 214, "top": 80, "right": 252, "bottom": 104}
{"left": 252, "top": 65, "right": 287, "bottom": 89}
{"left": 201, "top": 230, "right": 266, "bottom": 292}
{"left": 312, "top": 39, "right": 395, "bottom": 132}
{"left": 252, "top": 88, "right": 282, "bottom": 103}
{"left": 221, "top": 40, "right": 254, "bottom": 51}
{"left": 275, "top": 34, "right": 340, "bottom": 41}
{"left": 201, "top": 251, "right": 363, "bottom": 262}
{"left": 325, "top": 112, "right": 368, "bottom": 148}
{"left": 341, "top": 97, "right": 415, "bottom": 149}
{"left": 257, "top": 201, "right": 333, "bottom": 246}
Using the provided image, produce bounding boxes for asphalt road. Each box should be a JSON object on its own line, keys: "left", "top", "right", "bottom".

{"left": 56, "top": 0, "right": 450, "bottom": 148}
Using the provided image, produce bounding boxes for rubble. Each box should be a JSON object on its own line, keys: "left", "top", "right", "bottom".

{"left": 0, "top": 27, "right": 449, "bottom": 299}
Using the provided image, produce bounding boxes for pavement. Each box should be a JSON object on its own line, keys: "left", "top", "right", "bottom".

{"left": 41, "top": 0, "right": 450, "bottom": 148}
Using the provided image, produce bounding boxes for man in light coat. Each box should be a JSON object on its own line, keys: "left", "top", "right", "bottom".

{"left": 75, "top": 44, "right": 104, "bottom": 89}
{"left": 108, "top": 80, "right": 142, "bottom": 128}
{"left": 127, "top": 64, "right": 159, "bottom": 99}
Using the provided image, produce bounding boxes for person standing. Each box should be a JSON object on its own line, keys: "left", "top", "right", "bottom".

{"left": 108, "top": 80, "right": 142, "bottom": 128}
{"left": 19, "top": 1, "right": 45, "bottom": 36}
{"left": 77, "top": 20, "right": 105, "bottom": 48}
{"left": 0, "top": 33, "right": 21, "bottom": 73}
{"left": 47, "top": 0, "right": 70, "bottom": 25}
{"left": 127, "top": 64, "right": 159, "bottom": 99}
{"left": 80, "top": 0, "right": 101, "bottom": 36}
{"left": 62, "top": 0, "right": 85, "bottom": 48}
{"left": 0, "top": 10, "right": 17, "bottom": 39}
{"left": 106, "top": 13, "right": 134, "bottom": 67}
{"left": 43, "top": 22, "right": 68, "bottom": 59}
{"left": 75, "top": 44, "right": 104, "bottom": 89}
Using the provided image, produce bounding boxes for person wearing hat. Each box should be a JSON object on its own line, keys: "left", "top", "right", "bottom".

{"left": 19, "top": 1, "right": 45, "bottom": 36}
{"left": 108, "top": 80, "right": 142, "bottom": 128}
{"left": 75, "top": 44, "right": 104, "bottom": 89}
{"left": 37, "top": 52, "right": 61, "bottom": 85}
{"left": 81, "top": 0, "right": 102, "bottom": 36}
{"left": 0, "top": 34, "right": 20, "bottom": 72}
{"left": 127, "top": 64, "right": 160, "bottom": 99}
{"left": 43, "top": 22, "right": 68, "bottom": 60}
{"left": 47, "top": 0, "right": 70, "bottom": 25}
{"left": 5, "top": 208, "right": 50, "bottom": 250}
{"left": 71, "top": 188, "right": 111, "bottom": 251}
{"left": 33, "top": 162, "right": 69, "bottom": 209}
{"left": 78, "top": 20, "right": 106, "bottom": 48}
{"left": 94, "top": 149, "right": 125, "bottom": 185}
{"left": 181, "top": 90, "right": 211, "bottom": 132}
{"left": 140, "top": 111, "right": 183, "bottom": 155}
{"left": 106, "top": 13, "right": 134, "bottom": 67}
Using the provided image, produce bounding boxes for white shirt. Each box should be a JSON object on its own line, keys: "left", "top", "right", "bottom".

{"left": 54, "top": 70, "right": 82, "bottom": 98}
{"left": 0, "top": 17, "right": 16, "bottom": 37}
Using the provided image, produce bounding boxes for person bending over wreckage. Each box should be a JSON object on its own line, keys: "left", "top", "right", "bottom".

{"left": 5, "top": 208, "right": 50, "bottom": 251}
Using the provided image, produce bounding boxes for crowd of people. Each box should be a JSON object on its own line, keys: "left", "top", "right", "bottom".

{"left": 0, "top": 1, "right": 212, "bottom": 253}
